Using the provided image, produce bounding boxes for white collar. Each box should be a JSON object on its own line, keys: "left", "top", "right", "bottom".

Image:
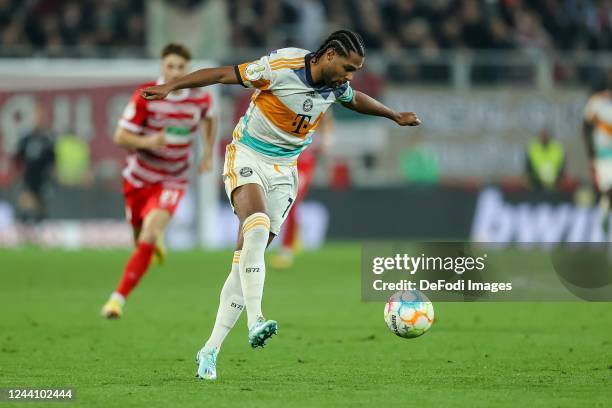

{"left": 156, "top": 77, "right": 189, "bottom": 101}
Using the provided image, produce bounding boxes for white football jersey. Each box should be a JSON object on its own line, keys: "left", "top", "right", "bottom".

{"left": 584, "top": 90, "right": 612, "bottom": 158}
{"left": 233, "top": 47, "right": 354, "bottom": 163}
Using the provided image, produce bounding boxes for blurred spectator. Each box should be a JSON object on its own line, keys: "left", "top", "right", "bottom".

{"left": 525, "top": 128, "right": 566, "bottom": 191}
{"left": 0, "top": 0, "right": 611, "bottom": 57}
{"left": 13, "top": 103, "right": 56, "bottom": 223}
{"left": 513, "top": 9, "right": 552, "bottom": 51}
{"left": 488, "top": 17, "right": 514, "bottom": 50}
{"left": 0, "top": 0, "right": 12, "bottom": 28}
{"left": 461, "top": 0, "right": 490, "bottom": 49}
{"left": 171, "top": 0, "right": 208, "bottom": 8}
{"left": 399, "top": 133, "right": 440, "bottom": 184}
{"left": 54, "top": 131, "right": 92, "bottom": 187}
{"left": 228, "top": 0, "right": 297, "bottom": 48}
{"left": 0, "top": 0, "right": 145, "bottom": 57}
{"left": 288, "top": 0, "right": 326, "bottom": 50}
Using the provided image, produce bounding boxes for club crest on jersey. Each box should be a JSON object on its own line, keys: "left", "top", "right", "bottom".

{"left": 240, "top": 167, "right": 253, "bottom": 177}
{"left": 245, "top": 62, "right": 265, "bottom": 81}
{"left": 303, "top": 98, "right": 313, "bottom": 112}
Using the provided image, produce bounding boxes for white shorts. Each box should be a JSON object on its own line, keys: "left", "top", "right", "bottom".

{"left": 594, "top": 158, "right": 612, "bottom": 192}
{"left": 223, "top": 142, "right": 298, "bottom": 235}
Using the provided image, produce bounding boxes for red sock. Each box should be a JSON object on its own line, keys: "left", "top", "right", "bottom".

{"left": 116, "top": 242, "right": 155, "bottom": 298}
{"left": 282, "top": 206, "right": 297, "bottom": 250}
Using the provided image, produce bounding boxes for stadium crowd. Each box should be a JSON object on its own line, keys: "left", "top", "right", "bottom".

{"left": 230, "top": 0, "right": 612, "bottom": 53}
{"left": 0, "top": 0, "right": 145, "bottom": 56}
{"left": 1, "top": 0, "right": 611, "bottom": 57}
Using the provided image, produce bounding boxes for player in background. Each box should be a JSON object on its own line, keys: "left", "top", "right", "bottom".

{"left": 14, "top": 103, "right": 55, "bottom": 226}
{"left": 142, "top": 30, "right": 420, "bottom": 380}
{"left": 271, "top": 113, "right": 333, "bottom": 268}
{"left": 583, "top": 71, "right": 612, "bottom": 235}
{"left": 101, "top": 43, "right": 217, "bottom": 319}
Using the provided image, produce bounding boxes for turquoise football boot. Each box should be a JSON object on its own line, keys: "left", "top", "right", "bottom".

{"left": 195, "top": 347, "right": 218, "bottom": 380}
{"left": 248, "top": 317, "right": 278, "bottom": 349}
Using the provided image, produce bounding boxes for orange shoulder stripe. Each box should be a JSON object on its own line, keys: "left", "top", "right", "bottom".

{"left": 269, "top": 56, "right": 304, "bottom": 66}
{"left": 271, "top": 63, "right": 304, "bottom": 71}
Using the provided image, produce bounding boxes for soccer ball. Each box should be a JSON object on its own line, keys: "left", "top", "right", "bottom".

{"left": 384, "top": 291, "right": 434, "bottom": 339}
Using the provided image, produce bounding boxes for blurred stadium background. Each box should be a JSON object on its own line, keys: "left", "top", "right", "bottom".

{"left": 1, "top": 0, "right": 612, "bottom": 250}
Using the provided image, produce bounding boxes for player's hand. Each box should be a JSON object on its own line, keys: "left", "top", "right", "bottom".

{"left": 199, "top": 153, "right": 213, "bottom": 174}
{"left": 141, "top": 84, "right": 172, "bottom": 100}
{"left": 393, "top": 112, "right": 421, "bottom": 126}
{"left": 142, "top": 132, "right": 166, "bottom": 149}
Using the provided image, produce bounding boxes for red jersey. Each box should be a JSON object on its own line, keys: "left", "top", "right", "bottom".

{"left": 118, "top": 80, "right": 214, "bottom": 190}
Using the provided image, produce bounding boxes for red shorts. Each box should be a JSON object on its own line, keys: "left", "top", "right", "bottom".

{"left": 123, "top": 180, "right": 185, "bottom": 227}
{"left": 297, "top": 153, "right": 316, "bottom": 199}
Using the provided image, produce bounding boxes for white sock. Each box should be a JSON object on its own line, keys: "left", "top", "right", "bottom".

{"left": 204, "top": 251, "right": 244, "bottom": 351}
{"left": 111, "top": 292, "right": 125, "bottom": 306}
{"left": 239, "top": 212, "right": 270, "bottom": 328}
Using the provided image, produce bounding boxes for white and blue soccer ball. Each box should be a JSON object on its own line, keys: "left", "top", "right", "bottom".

{"left": 384, "top": 291, "right": 434, "bottom": 339}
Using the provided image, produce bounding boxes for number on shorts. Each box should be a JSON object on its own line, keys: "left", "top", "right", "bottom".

{"left": 160, "top": 189, "right": 180, "bottom": 206}
{"left": 281, "top": 197, "right": 294, "bottom": 218}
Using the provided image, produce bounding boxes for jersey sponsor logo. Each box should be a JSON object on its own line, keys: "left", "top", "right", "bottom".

{"left": 245, "top": 62, "right": 265, "bottom": 81}
{"left": 240, "top": 167, "right": 253, "bottom": 177}
{"left": 245, "top": 267, "right": 260, "bottom": 273}
{"left": 291, "top": 113, "right": 312, "bottom": 134}
{"left": 165, "top": 126, "right": 192, "bottom": 138}
{"left": 303, "top": 98, "right": 313, "bottom": 112}
{"left": 123, "top": 102, "right": 136, "bottom": 120}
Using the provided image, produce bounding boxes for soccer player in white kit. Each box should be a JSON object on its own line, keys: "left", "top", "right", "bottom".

{"left": 142, "top": 30, "right": 421, "bottom": 380}
{"left": 584, "top": 76, "right": 612, "bottom": 234}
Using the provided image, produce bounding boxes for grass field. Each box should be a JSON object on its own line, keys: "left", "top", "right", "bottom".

{"left": 1, "top": 244, "right": 611, "bottom": 407}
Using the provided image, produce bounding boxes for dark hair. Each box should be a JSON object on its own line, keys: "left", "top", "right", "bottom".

{"left": 313, "top": 30, "right": 365, "bottom": 61}
{"left": 161, "top": 43, "right": 192, "bottom": 61}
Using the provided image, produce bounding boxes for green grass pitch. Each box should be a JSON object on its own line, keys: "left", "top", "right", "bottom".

{"left": 1, "top": 244, "right": 611, "bottom": 407}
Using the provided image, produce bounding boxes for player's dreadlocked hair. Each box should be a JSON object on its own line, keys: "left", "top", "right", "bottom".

{"left": 312, "top": 30, "right": 365, "bottom": 62}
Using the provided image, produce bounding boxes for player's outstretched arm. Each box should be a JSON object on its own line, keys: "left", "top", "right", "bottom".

{"left": 141, "top": 66, "right": 239, "bottom": 100}
{"left": 341, "top": 90, "right": 421, "bottom": 126}
{"left": 114, "top": 127, "right": 165, "bottom": 150}
{"left": 199, "top": 116, "right": 217, "bottom": 174}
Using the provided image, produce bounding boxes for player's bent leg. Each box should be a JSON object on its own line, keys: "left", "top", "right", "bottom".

{"left": 196, "top": 251, "right": 244, "bottom": 380}
{"left": 153, "top": 234, "right": 167, "bottom": 265}
{"left": 240, "top": 211, "right": 272, "bottom": 338}
{"left": 272, "top": 208, "right": 297, "bottom": 269}
{"left": 100, "top": 225, "right": 142, "bottom": 319}
{"left": 231, "top": 184, "right": 278, "bottom": 348}
{"left": 139, "top": 213, "right": 168, "bottom": 266}
{"left": 132, "top": 219, "right": 166, "bottom": 265}
{"left": 101, "top": 209, "right": 171, "bottom": 319}
{"left": 131, "top": 226, "right": 141, "bottom": 244}
{"left": 138, "top": 209, "right": 171, "bottom": 244}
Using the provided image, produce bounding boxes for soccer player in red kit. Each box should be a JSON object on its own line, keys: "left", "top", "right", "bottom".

{"left": 101, "top": 43, "right": 217, "bottom": 319}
